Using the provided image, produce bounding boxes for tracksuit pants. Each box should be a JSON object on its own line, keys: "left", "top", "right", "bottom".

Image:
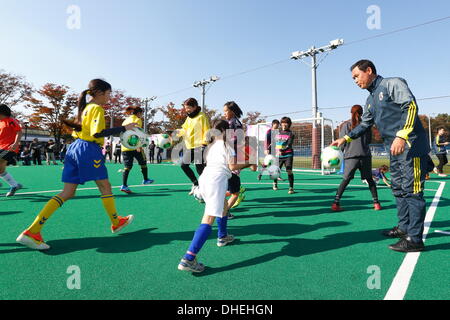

{"left": 390, "top": 151, "right": 427, "bottom": 243}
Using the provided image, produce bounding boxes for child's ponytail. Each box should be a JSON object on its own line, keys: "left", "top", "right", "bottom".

{"left": 63, "top": 79, "right": 112, "bottom": 132}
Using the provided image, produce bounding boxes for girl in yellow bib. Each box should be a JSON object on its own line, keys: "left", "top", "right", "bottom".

{"left": 17, "top": 79, "right": 138, "bottom": 251}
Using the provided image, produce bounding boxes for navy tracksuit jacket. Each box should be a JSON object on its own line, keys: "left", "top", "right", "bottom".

{"left": 345, "top": 75, "right": 430, "bottom": 243}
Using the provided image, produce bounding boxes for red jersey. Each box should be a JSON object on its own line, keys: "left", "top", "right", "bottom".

{"left": 0, "top": 117, "right": 21, "bottom": 153}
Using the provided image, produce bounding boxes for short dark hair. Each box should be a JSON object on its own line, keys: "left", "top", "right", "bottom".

{"left": 272, "top": 120, "right": 280, "bottom": 126}
{"left": 0, "top": 104, "right": 12, "bottom": 117}
{"left": 280, "top": 117, "right": 292, "bottom": 128}
{"left": 350, "top": 60, "right": 377, "bottom": 75}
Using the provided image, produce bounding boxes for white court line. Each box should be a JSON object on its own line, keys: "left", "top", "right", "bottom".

{"left": 9, "top": 182, "right": 439, "bottom": 196}
{"left": 384, "top": 181, "right": 446, "bottom": 301}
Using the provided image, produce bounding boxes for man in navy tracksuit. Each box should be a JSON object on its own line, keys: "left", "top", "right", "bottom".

{"left": 333, "top": 60, "right": 430, "bottom": 253}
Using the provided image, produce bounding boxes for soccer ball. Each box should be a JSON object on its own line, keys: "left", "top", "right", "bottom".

{"left": 264, "top": 155, "right": 277, "bottom": 167}
{"left": 157, "top": 134, "right": 173, "bottom": 149}
{"left": 267, "top": 165, "right": 281, "bottom": 180}
{"left": 120, "top": 128, "right": 147, "bottom": 150}
{"left": 321, "top": 146, "right": 344, "bottom": 169}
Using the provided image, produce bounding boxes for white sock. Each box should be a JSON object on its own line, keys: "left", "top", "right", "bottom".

{"left": 0, "top": 172, "right": 19, "bottom": 187}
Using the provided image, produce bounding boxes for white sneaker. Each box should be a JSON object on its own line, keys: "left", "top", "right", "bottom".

{"left": 438, "top": 174, "right": 447, "bottom": 177}
{"left": 433, "top": 168, "right": 439, "bottom": 174}
{"left": 16, "top": 232, "right": 51, "bottom": 251}
{"left": 189, "top": 185, "right": 197, "bottom": 196}
{"left": 178, "top": 258, "right": 205, "bottom": 273}
{"left": 217, "top": 234, "right": 235, "bottom": 247}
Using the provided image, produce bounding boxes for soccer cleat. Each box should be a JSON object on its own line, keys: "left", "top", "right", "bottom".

{"left": 120, "top": 185, "right": 132, "bottom": 194}
{"left": 111, "top": 215, "right": 134, "bottom": 234}
{"left": 389, "top": 237, "right": 425, "bottom": 253}
{"left": 231, "top": 192, "right": 245, "bottom": 209}
{"left": 374, "top": 202, "right": 382, "bottom": 211}
{"left": 288, "top": 188, "right": 295, "bottom": 194}
{"left": 273, "top": 183, "right": 278, "bottom": 191}
{"left": 331, "top": 203, "right": 343, "bottom": 212}
{"left": 178, "top": 257, "right": 205, "bottom": 273}
{"left": 382, "top": 226, "right": 407, "bottom": 238}
{"left": 217, "top": 234, "right": 235, "bottom": 247}
{"left": 142, "top": 179, "right": 154, "bottom": 185}
{"left": 16, "top": 230, "right": 50, "bottom": 251}
{"left": 6, "top": 184, "right": 23, "bottom": 197}
{"left": 189, "top": 185, "right": 197, "bottom": 196}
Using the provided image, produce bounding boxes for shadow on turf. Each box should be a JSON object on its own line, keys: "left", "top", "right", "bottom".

{"left": 0, "top": 211, "right": 22, "bottom": 216}
{"left": 0, "top": 221, "right": 349, "bottom": 255}
{"left": 8, "top": 191, "right": 178, "bottom": 203}
{"left": 193, "top": 228, "right": 393, "bottom": 277}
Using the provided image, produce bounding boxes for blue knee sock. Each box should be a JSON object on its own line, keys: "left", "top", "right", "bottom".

{"left": 184, "top": 224, "right": 212, "bottom": 261}
{"left": 217, "top": 217, "right": 228, "bottom": 239}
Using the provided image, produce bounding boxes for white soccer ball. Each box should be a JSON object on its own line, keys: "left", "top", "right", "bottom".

{"left": 157, "top": 134, "right": 173, "bottom": 149}
{"left": 321, "top": 146, "right": 344, "bottom": 169}
{"left": 267, "top": 165, "right": 281, "bottom": 180}
{"left": 264, "top": 155, "right": 277, "bottom": 167}
{"left": 120, "top": 128, "right": 147, "bottom": 150}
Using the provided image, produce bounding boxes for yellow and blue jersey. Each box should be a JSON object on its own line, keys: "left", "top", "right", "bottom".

{"left": 64, "top": 103, "right": 108, "bottom": 185}
{"left": 121, "top": 115, "right": 143, "bottom": 152}
{"left": 72, "top": 103, "right": 106, "bottom": 146}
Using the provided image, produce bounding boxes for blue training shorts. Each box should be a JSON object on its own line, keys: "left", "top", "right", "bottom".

{"left": 62, "top": 139, "right": 108, "bottom": 185}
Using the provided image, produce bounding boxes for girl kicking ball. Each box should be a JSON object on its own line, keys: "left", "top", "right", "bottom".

{"left": 17, "top": 79, "right": 138, "bottom": 251}
{"left": 178, "top": 120, "right": 257, "bottom": 273}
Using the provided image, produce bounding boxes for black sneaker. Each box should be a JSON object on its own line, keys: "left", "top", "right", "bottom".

{"left": 389, "top": 237, "right": 425, "bottom": 253}
{"left": 227, "top": 213, "right": 235, "bottom": 220}
{"left": 382, "top": 226, "right": 407, "bottom": 238}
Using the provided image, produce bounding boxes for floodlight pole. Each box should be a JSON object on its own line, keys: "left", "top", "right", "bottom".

{"left": 193, "top": 76, "right": 220, "bottom": 112}
{"left": 144, "top": 96, "right": 157, "bottom": 134}
{"left": 291, "top": 39, "right": 344, "bottom": 169}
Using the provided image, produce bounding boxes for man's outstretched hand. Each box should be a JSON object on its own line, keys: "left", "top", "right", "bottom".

{"left": 331, "top": 138, "right": 346, "bottom": 148}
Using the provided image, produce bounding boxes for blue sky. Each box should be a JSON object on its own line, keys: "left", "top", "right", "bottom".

{"left": 1, "top": 0, "right": 449, "bottom": 125}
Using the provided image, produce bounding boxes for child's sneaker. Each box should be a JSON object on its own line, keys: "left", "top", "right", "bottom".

{"left": 332, "top": 203, "right": 343, "bottom": 212}
{"left": 111, "top": 215, "right": 134, "bottom": 234}
{"left": 189, "top": 185, "right": 197, "bottom": 195}
{"left": 288, "top": 188, "right": 295, "bottom": 194}
{"left": 217, "top": 235, "right": 235, "bottom": 247}
{"left": 227, "top": 213, "right": 235, "bottom": 220}
{"left": 142, "top": 179, "right": 154, "bottom": 185}
{"left": 120, "top": 185, "right": 132, "bottom": 194}
{"left": 16, "top": 230, "right": 50, "bottom": 251}
{"left": 178, "top": 257, "right": 205, "bottom": 273}
{"left": 374, "top": 202, "right": 382, "bottom": 211}
{"left": 273, "top": 183, "right": 278, "bottom": 191}
{"left": 6, "top": 184, "right": 23, "bottom": 197}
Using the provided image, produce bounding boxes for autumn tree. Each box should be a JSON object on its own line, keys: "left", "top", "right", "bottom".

{"left": 25, "top": 83, "right": 77, "bottom": 150}
{"left": 0, "top": 69, "right": 33, "bottom": 108}
{"left": 242, "top": 111, "right": 265, "bottom": 129}
{"left": 159, "top": 102, "right": 187, "bottom": 131}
